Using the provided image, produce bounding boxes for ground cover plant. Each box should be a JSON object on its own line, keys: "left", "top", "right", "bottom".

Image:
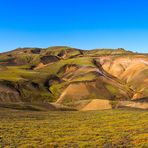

{"left": 0, "top": 108, "right": 147, "bottom": 148}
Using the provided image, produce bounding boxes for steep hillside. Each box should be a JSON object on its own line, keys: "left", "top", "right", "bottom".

{"left": 0, "top": 46, "right": 147, "bottom": 110}
{"left": 99, "top": 55, "right": 148, "bottom": 100}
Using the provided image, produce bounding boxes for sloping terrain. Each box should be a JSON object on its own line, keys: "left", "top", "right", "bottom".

{"left": 99, "top": 55, "right": 148, "bottom": 99}
{"left": 0, "top": 46, "right": 147, "bottom": 110}
{"left": 81, "top": 99, "right": 112, "bottom": 111}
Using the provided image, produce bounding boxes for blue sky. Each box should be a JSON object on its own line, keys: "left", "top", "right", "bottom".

{"left": 0, "top": 0, "right": 148, "bottom": 53}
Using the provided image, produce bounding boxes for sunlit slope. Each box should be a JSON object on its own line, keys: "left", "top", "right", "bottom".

{"left": 100, "top": 55, "right": 148, "bottom": 99}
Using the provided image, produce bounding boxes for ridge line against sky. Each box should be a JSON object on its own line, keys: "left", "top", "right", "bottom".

{"left": 0, "top": 0, "right": 148, "bottom": 53}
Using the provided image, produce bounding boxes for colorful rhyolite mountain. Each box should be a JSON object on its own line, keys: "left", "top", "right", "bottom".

{"left": 0, "top": 46, "right": 147, "bottom": 110}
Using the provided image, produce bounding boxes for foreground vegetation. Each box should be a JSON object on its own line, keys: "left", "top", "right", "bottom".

{"left": 0, "top": 108, "right": 147, "bottom": 148}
